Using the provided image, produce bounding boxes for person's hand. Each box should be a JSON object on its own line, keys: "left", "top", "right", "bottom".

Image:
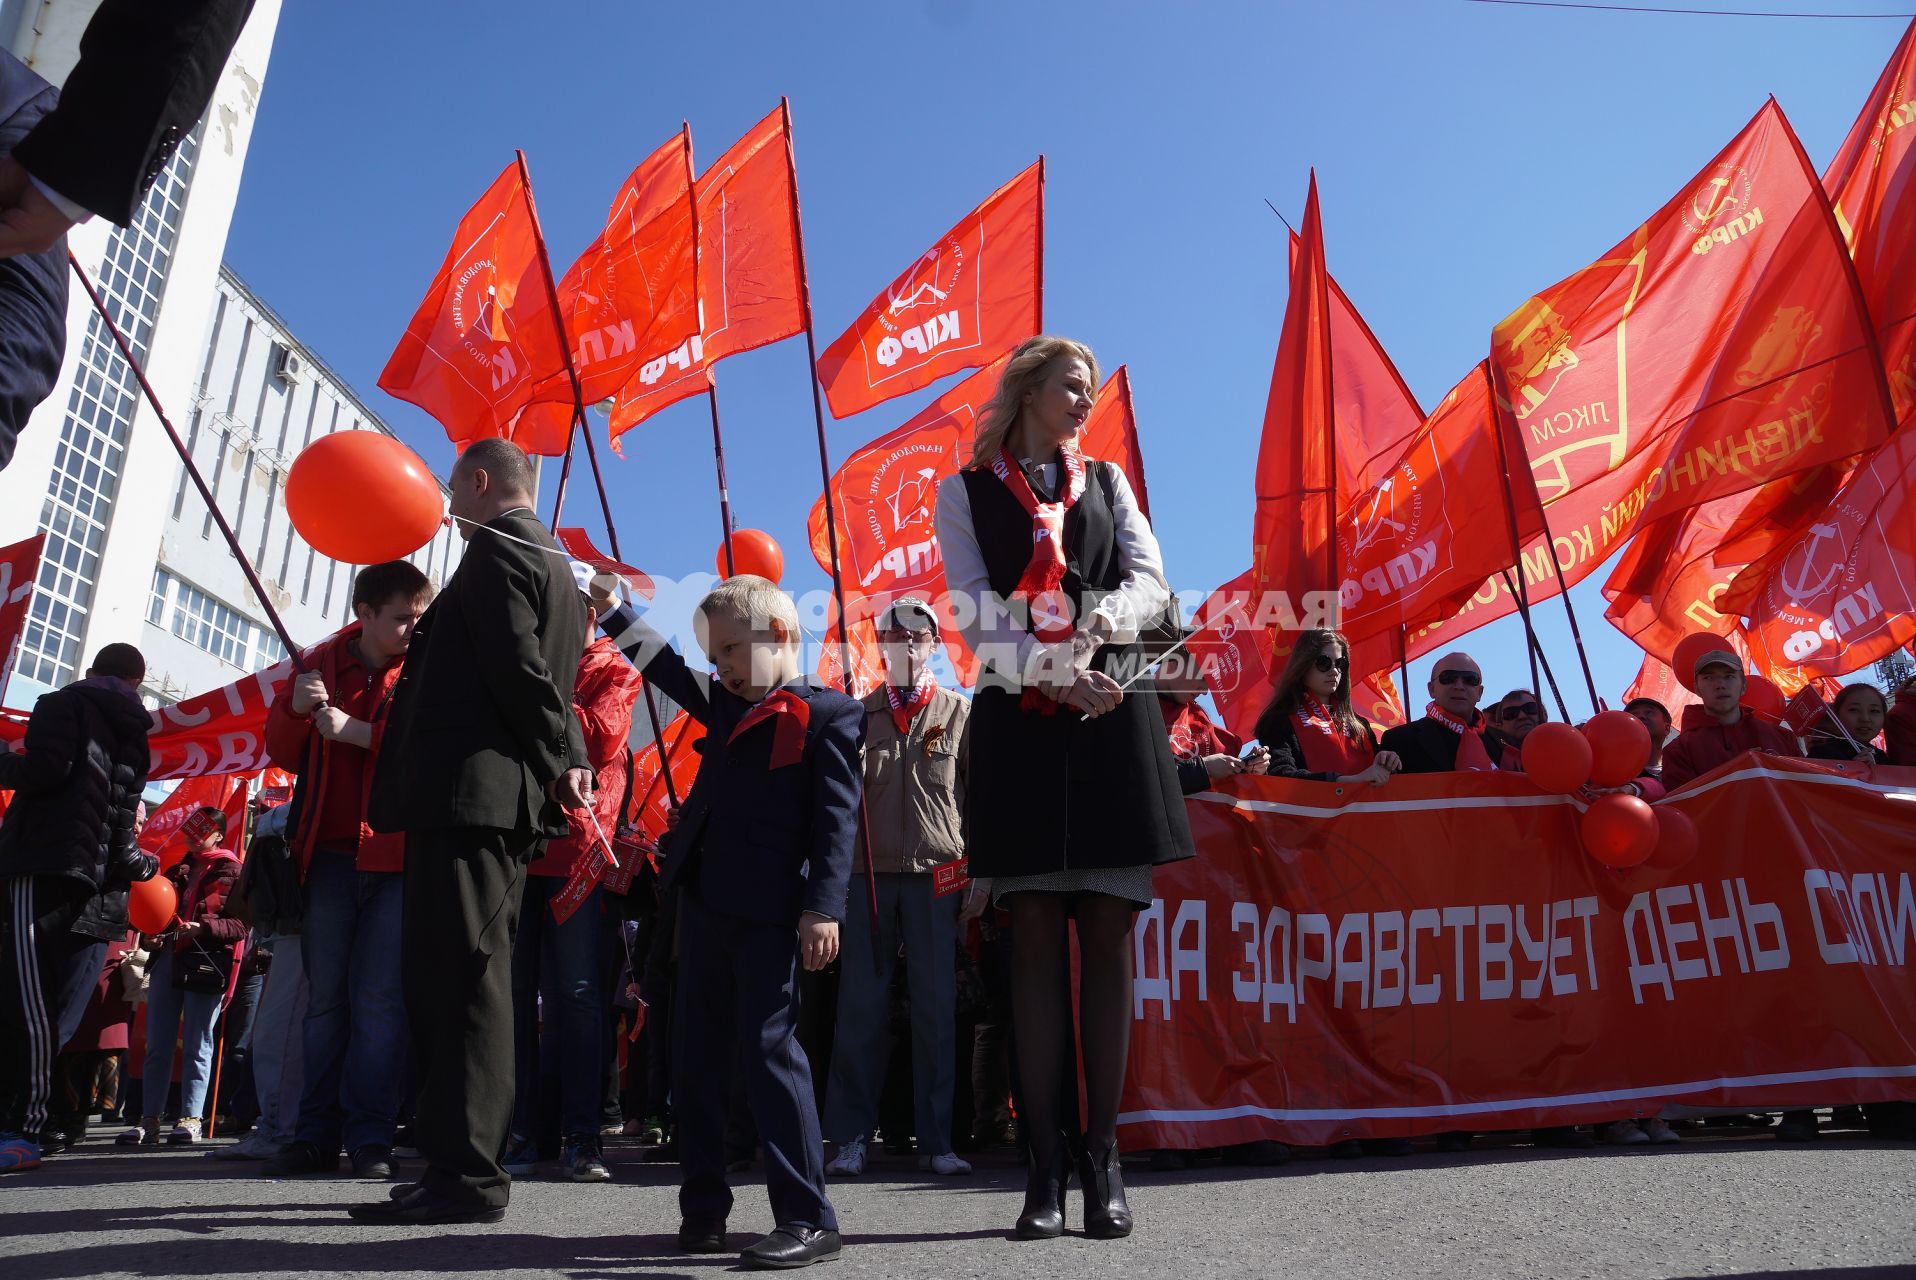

{"left": 1063, "top": 669, "right": 1124, "bottom": 718}
{"left": 798, "top": 912, "right": 839, "bottom": 971}
{"left": 1242, "top": 746, "right": 1271, "bottom": 776}
{"left": 1202, "top": 753, "right": 1244, "bottom": 780}
{"left": 176, "top": 920, "right": 205, "bottom": 941}
{"left": 1341, "top": 761, "right": 1392, "bottom": 788}
{"left": 1582, "top": 782, "right": 1641, "bottom": 798}
{"left": 550, "top": 767, "right": 595, "bottom": 811}
{"left": 588, "top": 572, "right": 622, "bottom": 617}
{"left": 1068, "top": 626, "right": 1103, "bottom": 678}
{"left": 1028, "top": 640, "right": 1079, "bottom": 703}
{"left": 0, "top": 157, "right": 78, "bottom": 259}
{"left": 1375, "top": 749, "right": 1403, "bottom": 774}
{"left": 312, "top": 706, "right": 351, "bottom": 740}
{"left": 663, "top": 804, "right": 681, "bottom": 831}
{"left": 290, "top": 671, "right": 329, "bottom": 716}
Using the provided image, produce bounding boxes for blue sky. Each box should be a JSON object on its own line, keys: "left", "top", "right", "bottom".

{"left": 223, "top": 0, "right": 1909, "bottom": 715}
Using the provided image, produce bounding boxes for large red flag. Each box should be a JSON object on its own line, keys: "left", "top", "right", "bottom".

{"left": 0, "top": 534, "right": 42, "bottom": 698}
{"left": 626, "top": 712, "right": 705, "bottom": 843}
{"left": 1077, "top": 365, "right": 1152, "bottom": 519}
{"left": 609, "top": 107, "right": 805, "bottom": 446}
{"left": 815, "top": 160, "right": 1042, "bottom": 420}
{"left": 508, "top": 131, "right": 702, "bottom": 455}
{"left": 378, "top": 163, "right": 565, "bottom": 445}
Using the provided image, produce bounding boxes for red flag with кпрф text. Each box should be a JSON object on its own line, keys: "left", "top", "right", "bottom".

{"left": 378, "top": 162, "right": 565, "bottom": 446}
{"left": 509, "top": 130, "right": 702, "bottom": 455}
{"left": 609, "top": 107, "right": 805, "bottom": 448}
{"left": 815, "top": 160, "right": 1042, "bottom": 420}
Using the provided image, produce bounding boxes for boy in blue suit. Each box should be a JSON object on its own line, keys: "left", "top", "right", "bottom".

{"left": 593, "top": 574, "right": 861, "bottom": 1270}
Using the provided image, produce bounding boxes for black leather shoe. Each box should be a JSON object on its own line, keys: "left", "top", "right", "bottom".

{"left": 347, "top": 1188, "right": 505, "bottom": 1225}
{"left": 261, "top": 1141, "right": 339, "bottom": 1178}
{"left": 677, "top": 1219, "right": 728, "bottom": 1253}
{"left": 1078, "top": 1144, "right": 1133, "bottom": 1240}
{"left": 740, "top": 1225, "right": 841, "bottom": 1269}
{"left": 351, "top": 1144, "right": 394, "bottom": 1179}
{"left": 1015, "top": 1141, "right": 1071, "bottom": 1239}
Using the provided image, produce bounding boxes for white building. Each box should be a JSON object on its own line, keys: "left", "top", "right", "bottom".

{"left": 0, "top": 1, "right": 454, "bottom": 712}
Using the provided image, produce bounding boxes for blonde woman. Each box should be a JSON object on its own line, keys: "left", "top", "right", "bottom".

{"left": 934, "top": 335, "right": 1193, "bottom": 1241}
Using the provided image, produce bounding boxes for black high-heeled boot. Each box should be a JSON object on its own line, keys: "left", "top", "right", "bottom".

{"left": 1015, "top": 1141, "right": 1071, "bottom": 1239}
{"left": 1079, "top": 1143, "right": 1133, "bottom": 1239}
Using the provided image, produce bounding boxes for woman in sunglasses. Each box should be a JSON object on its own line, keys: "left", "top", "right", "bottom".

{"left": 1253, "top": 630, "right": 1400, "bottom": 787}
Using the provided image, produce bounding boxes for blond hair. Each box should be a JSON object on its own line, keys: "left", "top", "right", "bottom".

{"left": 966, "top": 335, "right": 1100, "bottom": 469}
{"left": 697, "top": 574, "right": 799, "bottom": 639}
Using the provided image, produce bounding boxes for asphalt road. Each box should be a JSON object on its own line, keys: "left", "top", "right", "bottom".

{"left": 2, "top": 1130, "right": 1913, "bottom": 1279}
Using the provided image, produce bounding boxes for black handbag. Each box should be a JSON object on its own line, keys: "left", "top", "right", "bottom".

{"left": 170, "top": 937, "right": 232, "bottom": 993}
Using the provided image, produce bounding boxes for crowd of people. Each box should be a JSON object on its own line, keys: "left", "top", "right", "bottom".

{"left": 1, "top": 341, "right": 1914, "bottom": 1269}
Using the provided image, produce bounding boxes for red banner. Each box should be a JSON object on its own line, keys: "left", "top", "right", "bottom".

{"left": 378, "top": 162, "right": 565, "bottom": 446}
{"left": 816, "top": 160, "right": 1042, "bottom": 419}
{"left": 140, "top": 774, "right": 249, "bottom": 861}
{"left": 1122, "top": 755, "right": 1916, "bottom": 1148}
{"left": 0, "top": 533, "right": 43, "bottom": 698}
{"left": 147, "top": 656, "right": 301, "bottom": 781}
{"left": 609, "top": 107, "right": 804, "bottom": 446}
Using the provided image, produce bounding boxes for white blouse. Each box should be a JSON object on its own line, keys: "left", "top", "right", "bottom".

{"left": 934, "top": 460, "right": 1171, "bottom": 686}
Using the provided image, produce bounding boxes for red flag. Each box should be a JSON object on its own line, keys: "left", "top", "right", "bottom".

{"left": 626, "top": 712, "right": 704, "bottom": 842}
{"left": 148, "top": 655, "right": 306, "bottom": 781}
{"left": 509, "top": 130, "right": 702, "bottom": 455}
{"left": 555, "top": 527, "right": 655, "bottom": 600}
{"left": 378, "top": 162, "right": 565, "bottom": 445}
{"left": 140, "top": 775, "right": 247, "bottom": 860}
{"left": 1077, "top": 365, "right": 1151, "bottom": 519}
{"left": 609, "top": 107, "right": 805, "bottom": 446}
{"left": 1622, "top": 654, "right": 1702, "bottom": 716}
{"left": 815, "top": 160, "right": 1043, "bottom": 419}
{"left": 0, "top": 534, "right": 42, "bottom": 697}
{"left": 816, "top": 615, "right": 886, "bottom": 700}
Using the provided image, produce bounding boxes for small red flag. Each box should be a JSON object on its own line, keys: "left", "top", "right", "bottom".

{"left": 815, "top": 160, "right": 1043, "bottom": 420}
{"left": 1077, "top": 365, "right": 1151, "bottom": 520}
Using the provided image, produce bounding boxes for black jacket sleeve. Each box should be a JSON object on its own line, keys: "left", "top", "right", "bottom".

{"left": 452, "top": 532, "right": 580, "bottom": 789}
{"left": 0, "top": 690, "right": 78, "bottom": 793}
{"left": 12, "top": 0, "right": 257, "bottom": 225}
{"left": 0, "top": 53, "right": 65, "bottom": 462}
{"left": 801, "top": 695, "right": 865, "bottom": 922}
{"left": 1176, "top": 757, "right": 1211, "bottom": 795}
{"left": 600, "top": 601, "right": 712, "bottom": 727}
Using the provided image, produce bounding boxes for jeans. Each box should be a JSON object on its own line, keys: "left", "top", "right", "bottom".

{"left": 511, "top": 875, "right": 606, "bottom": 1147}
{"left": 823, "top": 873, "right": 960, "bottom": 1154}
{"left": 249, "top": 935, "right": 308, "bottom": 1145}
{"left": 139, "top": 949, "right": 221, "bottom": 1122}
{"left": 296, "top": 850, "right": 407, "bottom": 1152}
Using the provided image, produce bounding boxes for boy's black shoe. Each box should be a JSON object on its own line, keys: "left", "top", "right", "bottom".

{"left": 741, "top": 1225, "right": 840, "bottom": 1269}
{"left": 678, "top": 1219, "right": 728, "bottom": 1253}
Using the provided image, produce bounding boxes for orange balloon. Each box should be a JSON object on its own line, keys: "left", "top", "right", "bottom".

{"left": 1523, "top": 722, "right": 1593, "bottom": 794}
{"left": 1672, "top": 632, "right": 1731, "bottom": 693}
{"left": 1581, "top": 794, "right": 1659, "bottom": 869}
{"left": 128, "top": 875, "right": 178, "bottom": 934}
{"left": 719, "top": 529, "right": 785, "bottom": 584}
{"left": 286, "top": 432, "right": 444, "bottom": 564}
{"left": 1583, "top": 710, "right": 1652, "bottom": 789}
{"left": 1745, "top": 674, "right": 1786, "bottom": 721}
{"left": 1647, "top": 806, "right": 1699, "bottom": 872}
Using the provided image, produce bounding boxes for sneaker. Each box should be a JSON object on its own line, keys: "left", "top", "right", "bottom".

{"left": 167, "top": 1117, "right": 203, "bottom": 1146}
{"left": 1599, "top": 1121, "right": 1650, "bottom": 1146}
{"left": 563, "top": 1141, "right": 612, "bottom": 1183}
{"left": 261, "top": 1141, "right": 341, "bottom": 1177}
{"left": 1776, "top": 1110, "right": 1820, "bottom": 1142}
{"left": 117, "top": 1117, "right": 160, "bottom": 1147}
{"left": 210, "top": 1131, "right": 282, "bottom": 1161}
{"left": 351, "top": 1144, "right": 395, "bottom": 1179}
{"left": 0, "top": 1134, "right": 41, "bottom": 1173}
{"left": 917, "top": 1151, "right": 972, "bottom": 1176}
{"left": 502, "top": 1136, "right": 542, "bottom": 1176}
{"left": 824, "top": 1135, "right": 868, "bottom": 1177}
{"left": 1640, "top": 1118, "right": 1680, "bottom": 1145}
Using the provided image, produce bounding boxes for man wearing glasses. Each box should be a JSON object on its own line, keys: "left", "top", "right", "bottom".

{"left": 1378, "top": 653, "right": 1511, "bottom": 774}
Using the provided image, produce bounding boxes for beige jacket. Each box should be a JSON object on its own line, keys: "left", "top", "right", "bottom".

{"left": 860, "top": 685, "right": 969, "bottom": 875}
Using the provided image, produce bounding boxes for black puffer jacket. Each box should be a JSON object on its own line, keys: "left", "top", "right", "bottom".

{"left": 0, "top": 676, "right": 156, "bottom": 939}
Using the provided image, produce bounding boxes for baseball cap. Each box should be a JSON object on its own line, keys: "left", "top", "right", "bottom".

{"left": 878, "top": 597, "right": 939, "bottom": 635}
{"left": 1692, "top": 649, "right": 1742, "bottom": 681}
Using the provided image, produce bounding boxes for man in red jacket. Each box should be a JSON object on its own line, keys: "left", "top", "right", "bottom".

{"left": 1660, "top": 650, "right": 1801, "bottom": 790}
{"left": 506, "top": 595, "right": 641, "bottom": 1184}
{"left": 260, "top": 561, "right": 432, "bottom": 1181}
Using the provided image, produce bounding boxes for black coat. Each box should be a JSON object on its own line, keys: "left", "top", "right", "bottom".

{"left": 1807, "top": 737, "right": 1887, "bottom": 765}
{"left": 0, "top": 50, "right": 67, "bottom": 468}
{"left": 1377, "top": 716, "right": 1518, "bottom": 775}
{"left": 0, "top": 677, "right": 155, "bottom": 939}
{"left": 950, "top": 460, "right": 1194, "bottom": 877}
{"left": 11, "top": 0, "right": 256, "bottom": 226}
{"left": 1254, "top": 702, "right": 1381, "bottom": 781}
{"left": 368, "top": 509, "right": 588, "bottom": 839}
{"left": 599, "top": 602, "right": 864, "bottom": 928}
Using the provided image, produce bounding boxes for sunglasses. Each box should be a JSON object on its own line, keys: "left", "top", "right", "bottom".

{"left": 1311, "top": 654, "right": 1350, "bottom": 674}
{"left": 1435, "top": 669, "right": 1482, "bottom": 687}
{"left": 1502, "top": 702, "right": 1541, "bottom": 719}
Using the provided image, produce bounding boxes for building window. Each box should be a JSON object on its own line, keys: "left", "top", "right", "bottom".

{"left": 149, "top": 567, "right": 272, "bottom": 672}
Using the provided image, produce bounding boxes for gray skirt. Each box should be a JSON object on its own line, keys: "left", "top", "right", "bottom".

{"left": 990, "top": 863, "right": 1154, "bottom": 910}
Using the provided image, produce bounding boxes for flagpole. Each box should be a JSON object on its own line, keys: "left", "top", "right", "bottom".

{"left": 1396, "top": 627, "right": 1410, "bottom": 712}
{"left": 68, "top": 254, "right": 307, "bottom": 673}
{"left": 682, "top": 122, "right": 738, "bottom": 576}
{"left": 782, "top": 95, "right": 880, "bottom": 940}
{"left": 549, "top": 436, "right": 577, "bottom": 528}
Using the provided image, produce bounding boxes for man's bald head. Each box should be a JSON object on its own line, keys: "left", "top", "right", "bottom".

{"left": 1427, "top": 651, "right": 1485, "bottom": 716}
{"left": 447, "top": 438, "right": 537, "bottom": 539}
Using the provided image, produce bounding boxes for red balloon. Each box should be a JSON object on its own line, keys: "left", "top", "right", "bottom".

{"left": 1583, "top": 710, "right": 1653, "bottom": 789}
{"left": 286, "top": 432, "right": 444, "bottom": 564}
{"left": 128, "top": 875, "right": 178, "bottom": 935}
{"left": 1522, "top": 722, "right": 1593, "bottom": 794}
{"left": 1744, "top": 674, "right": 1785, "bottom": 721}
{"left": 1672, "top": 632, "right": 1731, "bottom": 693}
{"left": 1581, "top": 794, "right": 1659, "bottom": 868}
{"left": 718, "top": 529, "right": 784, "bottom": 584}
{"left": 1647, "top": 806, "right": 1699, "bottom": 872}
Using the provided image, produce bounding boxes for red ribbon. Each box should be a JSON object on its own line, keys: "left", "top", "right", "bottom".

{"left": 989, "top": 446, "right": 1086, "bottom": 644}
{"left": 1426, "top": 702, "right": 1497, "bottom": 772}
{"left": 884, "top": 671, "right": 937, "bottom": 736}
{"left": 729, "top": 688, "right": 811, "bottom": 769}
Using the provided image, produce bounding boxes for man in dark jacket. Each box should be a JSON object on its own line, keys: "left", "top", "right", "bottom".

{"left": 352, "top": 439, "right": 591, "bottom": 1225}
{"left": 0, "top": 642, "right": 154, "bottom": 1173}
{"left": 0, "top": 50, "right": 68, "bottom": 472}
{"left": 1379, "top": 652, "right": 1510, "bottom": 774}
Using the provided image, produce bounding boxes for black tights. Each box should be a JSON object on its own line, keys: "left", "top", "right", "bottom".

{"left": 1006, "top": 891, "right": 1136, "bottom": 1165}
